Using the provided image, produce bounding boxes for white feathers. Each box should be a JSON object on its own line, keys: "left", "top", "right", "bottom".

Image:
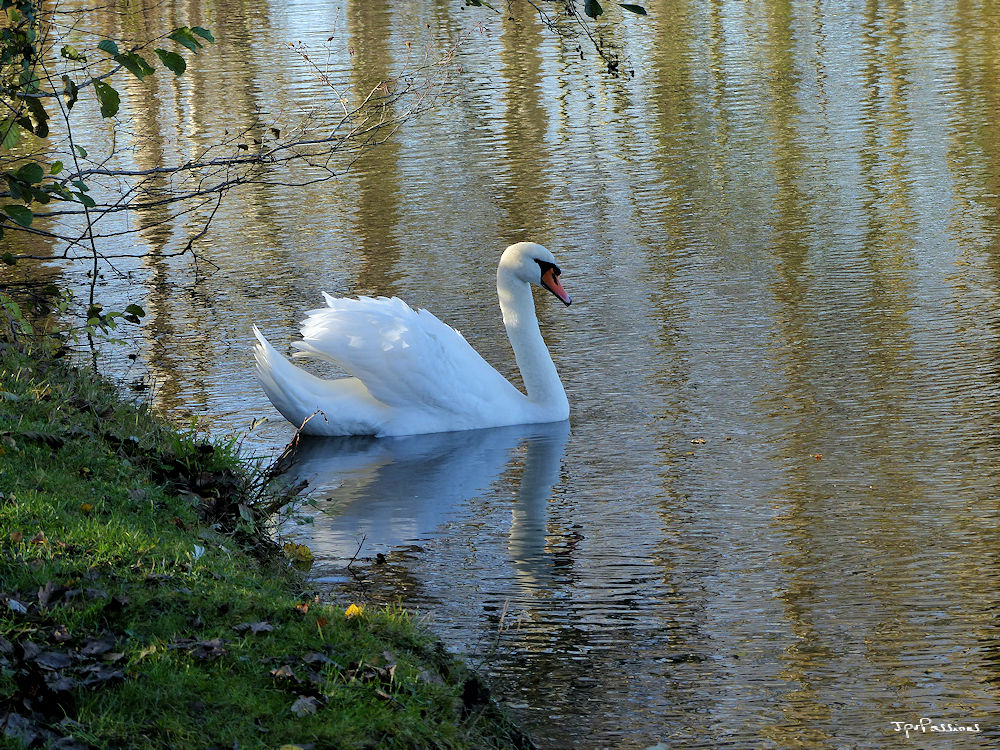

{"left": 253, "top": 243, "right": 570, "bottom": 437}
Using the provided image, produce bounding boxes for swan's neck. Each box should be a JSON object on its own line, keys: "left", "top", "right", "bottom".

{"left": 497, "top": 271, "right": 568, "bottom": 414}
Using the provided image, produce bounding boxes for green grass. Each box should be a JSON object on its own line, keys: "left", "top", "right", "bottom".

{"left": 0, "top": 335, "right": 531, "bottom": 749}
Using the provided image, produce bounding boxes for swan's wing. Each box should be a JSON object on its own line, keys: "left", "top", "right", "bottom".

{"left": 291, "top": 295, "right": 523, "bottom": 414}
{"left": 253, "top": 326, "right": 390, "bottom": 434}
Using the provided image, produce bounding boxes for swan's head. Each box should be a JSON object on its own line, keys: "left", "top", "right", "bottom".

{"left": 499, "top": 242, "right": 572, "bottom": 306}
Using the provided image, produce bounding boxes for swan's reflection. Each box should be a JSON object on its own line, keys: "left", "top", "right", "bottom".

{"left": 281, "top": 421, "right": 570, "bottom": 572}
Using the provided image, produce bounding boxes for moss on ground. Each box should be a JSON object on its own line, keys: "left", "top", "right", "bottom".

{"left": 0, "top": 330, "right": 532, "bottom": 749}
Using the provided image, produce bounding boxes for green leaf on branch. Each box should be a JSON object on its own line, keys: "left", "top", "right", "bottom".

{"left": 1, "top": 119, "right": 20, "bottom": 150}
{"left": 60, "top": 45, "right": 86, "bottom": 61}
{"left": 619, "top": 3, "right": 647, "bottom": 13}
{"left": 123, "top": 303, "right": 145, "bottom": 323}
{"left": 18, "top": 70, "right": 41, "bottom": 93}
{"left": 1, "top": 252, "right": 15, "bottom": 265}
{"left": 2, "top": 204, "right": 34, "bottom": 227}
{"left": 154, "top": 48, "right": 186, "bottom": 75}
{"left": 74, "top": 192, "right": 96, "bottom": 208}
{"left": 71, "top": 180, "right": 89, "bottom": 192}
{"left": 44, "top": 183, "right": 72, "bottom": 200}
{"left": 62, "top": 75, "right": 79, "bottom": 110}
{"left": 15, "top": 96, "right": 48, "bottom": 138}
{"left": 75, "top": 145, "right": 88, "bottom": 159}
{"left": 15, "top": 162, "right": 44, "bottom": 184}
{"left": 168, "top": 27, "right": 203, "bottom": 52}
{"left": 97, "top": 39, "right": 120, "bottom": 56}
{"left": 191, "top": 26, "right": 214, "bottom": 42}
{"left": 50, "top": 161, "right": 63, "bottom": 175}
{"left": 585, "top": 0, "right": 604, "bottom": 18}
{"left": 93, "top": 79, "right": 120, "bottom": 118}
{"left": 114, "top": 51, "right": 155, "bottom": 79}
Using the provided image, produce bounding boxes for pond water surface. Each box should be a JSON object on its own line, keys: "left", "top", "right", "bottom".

{"left": 35, "top": 0, "right": 1000, "bottom": 746}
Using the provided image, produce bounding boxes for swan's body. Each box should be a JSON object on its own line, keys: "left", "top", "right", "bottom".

{"left": 253, "top": 242, "right": 572, "bottom": 436}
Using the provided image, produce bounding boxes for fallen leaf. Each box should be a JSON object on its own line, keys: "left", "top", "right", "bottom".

{"left": 44, "top": 674, "right": 77, "bottom": 694}
{"left": 30, "top": 531, "right": 48, "bottom": 545}
{"left": 8, "top": 597, "right": 28, "bottom": 614}
{"left": 1, "top": 712, "right": 39, "bottom": 746}
{"left": 192, "top": 638, "right": 226, "bottom": 659}
{"left": 79, "top": 503, "right": 93, "bottom": 514}
{"left": 37, "top": 581, "right": 64, "bottom": 609}
{"left": 80, "top": 637, "right": 114, "bottom": 656}
{"left": 234, "top": 621, "right": 273, "bottom": 634}
{"left": 33, "top": 650, "right": 74, "bottom": 670}
{"left": 52, "top": 625, "right": 71, "bottom": 643}
{"left": 10, "top": 530, "right": 23, "bottom": 543}
{"left": 301, "top": 652, "right": 331, "bottom": 665}
{"left": 294, "top": 602, "right": 309, "bottom": 615}
{"left": 290, "top": 695, "right": 319, "bottom": 717}
{"left": 169, "top": 637, "right": 226, "bottom": 659}
{"left": 80, "top": 666, "right": 124, "bottom": 686}
{"left": 271, "top": 664, "right": 295, "bottom": 680}
{"left": 344, "top": 604, "right": 363, "bottom": 619}
{"left": 691, "top": 438, "right": 706, "bottom": 444}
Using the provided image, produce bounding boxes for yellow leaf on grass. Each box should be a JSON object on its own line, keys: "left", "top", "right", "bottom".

{"left": 344, "top": 603, "right": 363, "bottom": 619}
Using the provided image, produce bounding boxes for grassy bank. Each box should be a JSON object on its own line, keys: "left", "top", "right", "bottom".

{"left": 0, "top": 325, "right": 532, "bottom": 749}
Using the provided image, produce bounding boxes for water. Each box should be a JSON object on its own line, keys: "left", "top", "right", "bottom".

{"left": 20, "top": 0, "right": 1000, "bottom": 746}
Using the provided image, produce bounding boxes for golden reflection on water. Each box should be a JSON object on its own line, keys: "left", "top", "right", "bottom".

{"left": 347, "top": 0, "right": 404, "bottom": 298}
{"left": 27, "top": 0, "right": 1000, "bottom": 746}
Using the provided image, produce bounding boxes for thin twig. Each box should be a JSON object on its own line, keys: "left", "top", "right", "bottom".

{"left": 347, "top": 534, "right": 366, "bottom": 571}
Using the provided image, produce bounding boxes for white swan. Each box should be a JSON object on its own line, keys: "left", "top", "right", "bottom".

{"left": 253, "top": 242, "right": 572, "bottom": 436}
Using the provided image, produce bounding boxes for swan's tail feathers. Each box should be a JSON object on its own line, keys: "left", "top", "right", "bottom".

{"left": 253, "top": 326, "right": 331, "bottom": 433}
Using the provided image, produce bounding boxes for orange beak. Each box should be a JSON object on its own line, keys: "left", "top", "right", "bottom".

{"left": 541, "top": 267, "right": 572, "bottom": 306}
